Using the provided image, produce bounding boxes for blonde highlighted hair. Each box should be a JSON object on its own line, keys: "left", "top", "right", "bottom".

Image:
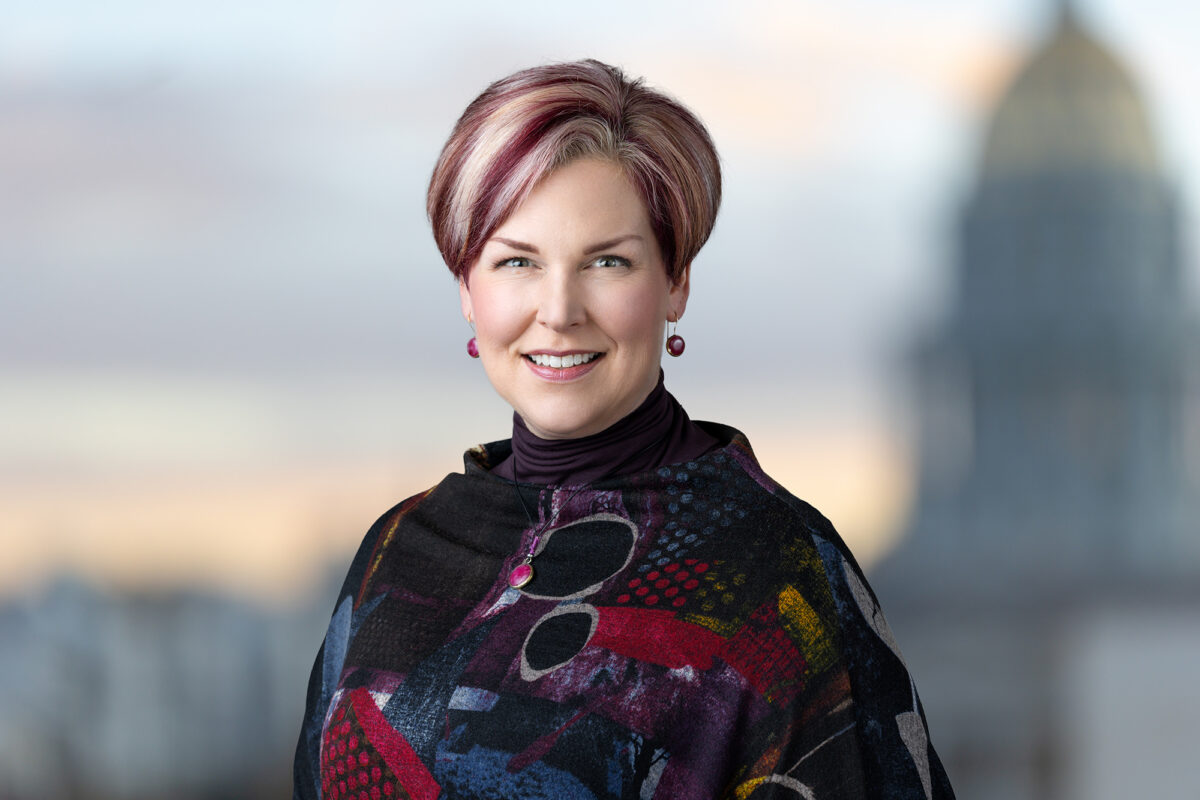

{"left": 427, "top": 59, "right": 721, "bottom": 283}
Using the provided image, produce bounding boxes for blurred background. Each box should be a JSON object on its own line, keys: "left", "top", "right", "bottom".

{"left": 2, "top": 0, "right": 1197, "bottom": 797}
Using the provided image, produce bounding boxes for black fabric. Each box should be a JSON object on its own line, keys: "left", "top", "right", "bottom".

{"left": 293, "top": 424, "right": 955, "bottom": 800}
{"left": 492, "top": 371, "right": 719, "bottom": 486}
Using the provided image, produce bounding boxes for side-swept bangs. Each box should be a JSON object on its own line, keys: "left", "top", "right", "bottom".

{"left": 427, "top": 59, "right": 721, "bottom": 283}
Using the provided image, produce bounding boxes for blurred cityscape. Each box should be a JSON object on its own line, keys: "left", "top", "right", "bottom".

{"left": 0, "top": 571, "right": 341, "bottom": 799}
{"left": 3, "top": 2, "right": 1199, "bottom": 799}
{"left": 876, "top": 5, "right": 1200, "bottom": 800}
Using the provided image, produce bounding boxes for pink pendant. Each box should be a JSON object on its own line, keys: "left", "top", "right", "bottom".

{"left": 665, "top": 334, "right": 685, "bottom": 357}
{"left": 467, "top": 337, "right": 480, "bottom": 358}
{"left": 508, "top": 563, "right": 533, "bottom": 589}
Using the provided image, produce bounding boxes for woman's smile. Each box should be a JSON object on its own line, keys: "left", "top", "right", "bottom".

{"left": 523, "top": 351, "right": 605, "bottom": 382}
{"left": 524, "top": 352, "right": 603, "bottom": 369}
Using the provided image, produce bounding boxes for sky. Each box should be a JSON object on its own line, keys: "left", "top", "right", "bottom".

{"left": 2, "top": 0, "right": 1197, "bottom": 601}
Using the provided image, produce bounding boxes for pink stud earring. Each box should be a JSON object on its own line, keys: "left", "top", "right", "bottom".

{"left": 665, "top": 319, "right": 685, "bottom": 357}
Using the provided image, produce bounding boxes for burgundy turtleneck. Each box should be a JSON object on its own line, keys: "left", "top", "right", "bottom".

{"left": 490, "top": 372, "right": 719, "bottom": 486}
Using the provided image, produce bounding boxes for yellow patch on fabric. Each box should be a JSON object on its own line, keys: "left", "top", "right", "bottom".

{"left": 778, "top": 584, "right": 838, "bottom": 674}
{"left": 734, "top": 776, "right": 768, "bottom": 800}
{"left": 778, "top": 535, "right": 837, "bottom": 611}
{"left": 681, "top": 612, "right": 741, "bottom": 638}
{"left": 778, "top": 534, "right": 811, "bottom": 572}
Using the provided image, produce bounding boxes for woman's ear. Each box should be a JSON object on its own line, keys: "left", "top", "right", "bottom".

{"left": 458, "top": 277, "right": 474, "bottom": 324}
{"left": 668, "top": 263, "right": 692, "bottom": 321}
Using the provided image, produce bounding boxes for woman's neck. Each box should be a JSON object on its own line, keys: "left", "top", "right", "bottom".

{"left": 491, "top": 372, "right": 718, "bottom": 486}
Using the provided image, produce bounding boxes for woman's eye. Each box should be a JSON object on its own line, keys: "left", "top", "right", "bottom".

{"left": 593, "top": 255, "right": 631, "bottom": 268}
{"left": 496, "top": 256, "right": 532, "bottom": 268}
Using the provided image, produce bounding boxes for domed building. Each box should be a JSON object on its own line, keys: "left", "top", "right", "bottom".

{"left": 874, "top": 5, "right": 1200, "bottom": 799}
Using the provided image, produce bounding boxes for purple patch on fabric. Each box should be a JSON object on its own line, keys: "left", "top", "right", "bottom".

{"left": 459, "top": 597, "right": 556, "bottom": 687}
{"left": 505, "top": 635, "right": 771, "bottom": 776}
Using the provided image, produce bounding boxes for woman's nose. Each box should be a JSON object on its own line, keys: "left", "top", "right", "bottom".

{"left": 535, "top": 270, "right": 586, "bottom": 330}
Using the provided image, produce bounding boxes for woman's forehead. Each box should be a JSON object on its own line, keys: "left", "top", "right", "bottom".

{"left": 487, "top": 159, "right": 654, "bottom": 245}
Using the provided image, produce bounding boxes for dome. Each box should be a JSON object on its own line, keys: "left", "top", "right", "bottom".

{"left": 980, "top": 6, "right": 1160, "bottom": 177}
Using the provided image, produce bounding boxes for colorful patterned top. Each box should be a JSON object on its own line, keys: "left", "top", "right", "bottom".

{"left": 293, "top": 425, "right": 954, "bottom": 799}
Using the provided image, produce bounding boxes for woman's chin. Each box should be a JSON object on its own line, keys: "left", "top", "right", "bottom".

{"left": 521, "top": 417, "right": 601, "bottom": 441}
{"left": 518, "top": 405, "right": 614, "bottom": 441}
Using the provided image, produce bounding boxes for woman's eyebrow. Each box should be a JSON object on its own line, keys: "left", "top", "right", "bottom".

{"left": 585, "top": 235, "right": 642, "bottom": 253}
{"left": 489, "top": 234, "right": 644, "bottom": 255}
{"left": 491, "top": 237, "right": 539, "bottom": 253}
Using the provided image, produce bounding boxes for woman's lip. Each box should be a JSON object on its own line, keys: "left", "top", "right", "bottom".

{"left": 523, "top": 353, "right": 603, "bottom": 382}
{"left": 524, "top": 349, "right": 600, "bottom": 356}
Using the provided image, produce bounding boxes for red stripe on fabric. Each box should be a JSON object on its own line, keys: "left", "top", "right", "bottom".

{"left": 592, "top": 607, "right": 725, "bottom": 670}
{"left": 717, "top": 602, "right": 806, "bottom": 704}
{"left": 349, "top": 688, "right": 440, "bottom": 800}
{"left": 595, "top": 605, "right": 806, "bottom": 704}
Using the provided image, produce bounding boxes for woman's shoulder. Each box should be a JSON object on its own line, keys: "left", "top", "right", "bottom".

{"left": 687, "top": 421, "right": 871, "bottom": 594}
{"left": 321, "top": 483, "right": 446, "bottom": 610}
{"left": 691, "top": 421, "right": 840, "bottom": 537}
{"left": 328, "top": 470, "right": 480, "bottom": 585}
{"left": 342, "top": 466, "right": 531, "bottom": 608}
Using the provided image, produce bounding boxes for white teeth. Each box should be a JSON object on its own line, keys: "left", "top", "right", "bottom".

{"left": 528, "top": 352, "right": 599, "bottom": 368}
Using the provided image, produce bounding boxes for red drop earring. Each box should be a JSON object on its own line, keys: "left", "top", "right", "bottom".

{"left": 467, "top": 316, "right": 480, "bottom": 358}
{"left": 665, "top": 319, "right": 685, "bottom": 357}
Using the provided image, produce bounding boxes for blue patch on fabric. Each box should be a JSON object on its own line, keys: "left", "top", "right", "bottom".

{"left": 321, "top": 596, "right": 353, "bottom": 703}
{"left": 812, "top": 535, "right": 852, "bottom": 616}
{"left": 448, "top": 686, "right": 501, "bottom": 712}
{"left": 382, "top": 620, "right": 495, "bottom": 763}
{"left": 433, "top": 744, "right": 599, "bottom": 800}
{"left": 606, "top": 737, "right": 626, "bottom": 797}
{"left": 348, "top": 593, "right": 385, "bottom": 639}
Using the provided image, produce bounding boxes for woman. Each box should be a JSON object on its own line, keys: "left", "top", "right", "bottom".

{"left": 294, "top": 60, "right": 953, "bottom": 800}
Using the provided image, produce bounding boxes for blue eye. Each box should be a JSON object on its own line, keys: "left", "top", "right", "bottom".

{"left": 495, "top": 256, "right": 532, "bottom": 268}
{"left": 593, "top": 255, "right": 631, "bottom": 268}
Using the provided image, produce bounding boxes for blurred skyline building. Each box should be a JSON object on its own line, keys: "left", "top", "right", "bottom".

{"left": 876, "top": 5, "right": 1200, "bottom": 800}
{"left": 0, "top": 574, "right": 337, "bottom": 799}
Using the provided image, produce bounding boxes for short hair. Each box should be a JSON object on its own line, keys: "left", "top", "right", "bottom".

{"left": 427, "top": 59, "right": 721, "bottom": 283}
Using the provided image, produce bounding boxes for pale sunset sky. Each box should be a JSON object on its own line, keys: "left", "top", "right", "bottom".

{"left": 2, "top": 0, "right": 1197, "bottom": 601}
